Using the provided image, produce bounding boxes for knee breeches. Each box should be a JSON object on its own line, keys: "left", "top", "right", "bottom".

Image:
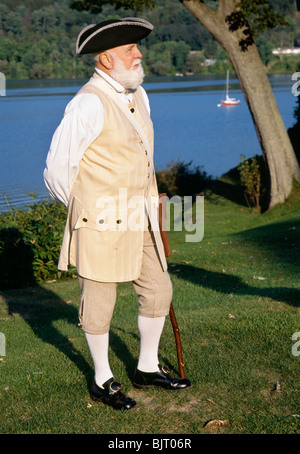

{"left": 78, "top": 230, "right": 173, "bottom": 334}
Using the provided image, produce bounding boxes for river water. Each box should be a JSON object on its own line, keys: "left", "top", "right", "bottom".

{"left": 0, "top": 73, "right": 297, "bottom": 212}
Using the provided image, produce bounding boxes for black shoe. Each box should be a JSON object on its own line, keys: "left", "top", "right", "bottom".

{"left": 90, "top": 377, "right": 138, "bottom": 410}
{"left": 133, "top": 364, "right": 192, "bottom": 390}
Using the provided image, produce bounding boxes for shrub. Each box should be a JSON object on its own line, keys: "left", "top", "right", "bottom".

{"left": 156, "top": 159, "right": 211, "bottom": 198}
{"left": 238, "top": 155, "right": 262, "bottom": 210}
{"left": 0, "top": 196, "right": 67, "bottom": 288}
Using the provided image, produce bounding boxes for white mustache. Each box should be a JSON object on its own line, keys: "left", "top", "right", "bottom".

{"left": 131, "top": 59, "right": 142, "bottom": 69}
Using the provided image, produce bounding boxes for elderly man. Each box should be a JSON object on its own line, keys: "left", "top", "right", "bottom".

{"left": 44, "top": 18, "right": 191, "bottom": 411}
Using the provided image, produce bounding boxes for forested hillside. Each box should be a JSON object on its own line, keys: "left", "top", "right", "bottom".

{"left": 0, "top": 0, "right": 299, "bottom": 79}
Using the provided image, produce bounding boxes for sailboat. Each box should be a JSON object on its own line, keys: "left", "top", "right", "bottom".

{"left": 218, "top": 71, "right": 240, "bottom": 107}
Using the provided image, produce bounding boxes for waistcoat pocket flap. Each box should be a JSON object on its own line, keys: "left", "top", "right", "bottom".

{"left": 74, "top": 207, "right": 123, "bottom": 232}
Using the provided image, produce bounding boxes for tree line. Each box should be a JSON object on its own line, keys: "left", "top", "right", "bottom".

{"left": 0, "top": 0, "right": 298, "bottom": 79}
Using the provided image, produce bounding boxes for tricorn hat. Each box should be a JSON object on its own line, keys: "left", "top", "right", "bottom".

{"left": 76, "top": 17, "right": 154, "bottom": 55}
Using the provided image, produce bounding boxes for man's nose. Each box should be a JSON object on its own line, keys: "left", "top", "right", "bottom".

{"left": 136, "top": 47, "right": 143, "bottom": 59}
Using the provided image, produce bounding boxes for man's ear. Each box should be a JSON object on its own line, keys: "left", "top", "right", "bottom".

{"left": 99, "top": 51, "right": 113, "bottom": 70}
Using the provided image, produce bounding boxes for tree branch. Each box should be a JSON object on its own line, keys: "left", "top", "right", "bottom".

{"left": 181, "top": 0, "right": 218, "bottom": 35}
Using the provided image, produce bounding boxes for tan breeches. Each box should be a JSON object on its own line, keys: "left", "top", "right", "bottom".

{"left": 78, "top": 229, "right": 173, "bottom": 334}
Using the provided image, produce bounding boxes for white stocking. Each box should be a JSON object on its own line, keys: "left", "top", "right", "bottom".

{"left": 85, "top": 332, "right": 113, "bottom": 388}
{"left": 137, "top": 315, "right": 165, "bottom": 372}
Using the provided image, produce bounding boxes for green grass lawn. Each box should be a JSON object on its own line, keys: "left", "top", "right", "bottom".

{"left": 0, "top": 183, "right": 299, "bottom": 435}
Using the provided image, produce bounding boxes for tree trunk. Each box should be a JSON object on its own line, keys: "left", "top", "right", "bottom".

{"left": 182, "top": 0, "right": 300, "bottom": 209}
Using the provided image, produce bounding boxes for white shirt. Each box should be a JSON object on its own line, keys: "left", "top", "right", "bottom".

{"left": 43, "top": 67, "right": 150, "bottom": 206}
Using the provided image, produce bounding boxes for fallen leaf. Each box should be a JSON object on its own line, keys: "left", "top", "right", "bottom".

{"left": 203, "top": 419, "right": 229, "bottom": 428}
{"left": 228, "top": 314, "right": 236, "bottom": 319}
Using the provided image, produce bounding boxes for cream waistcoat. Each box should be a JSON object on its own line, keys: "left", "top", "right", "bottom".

{"left": 58, "top": 74, "right": 167, "bottom": 282}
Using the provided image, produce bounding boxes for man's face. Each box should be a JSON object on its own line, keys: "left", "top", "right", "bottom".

{"left": 111, "top": 43, "right": 143, "bottom": 71}
{"left": 109, "top": 43, "right": 145, "bottom": 90}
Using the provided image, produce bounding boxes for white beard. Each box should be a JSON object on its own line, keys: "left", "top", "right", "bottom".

{"left": 110, "top": 54, "right": 145, "bottom": 90}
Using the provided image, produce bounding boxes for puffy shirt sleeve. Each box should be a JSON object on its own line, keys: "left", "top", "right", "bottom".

{"left": 43, "top": 93, "right": 104, "bottom": 206}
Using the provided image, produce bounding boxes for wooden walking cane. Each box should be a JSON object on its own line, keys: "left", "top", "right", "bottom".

{"left": 159, "top": 194, "right": 186, "bottom": 379}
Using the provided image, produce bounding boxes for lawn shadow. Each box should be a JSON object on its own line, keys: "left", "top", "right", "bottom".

{"left": 169, "top": 264, "right": 300, "bottom": 308}
{"left": 206, "top": 178, "right": 246, "bottom": 206}
{"left": 109, "top": 327, "right": 139, "bottom": 380}
{"left": 169, "top": 215, "right": 300, "bottom": 307}
{"left": 0, "top": 286, "right": 93, "bottom": 386}
{"left": 0, "top": 227, "right": 93, "bottom": 387}
{"left": 236, "top": 218, "right": 300, "bottom": 269}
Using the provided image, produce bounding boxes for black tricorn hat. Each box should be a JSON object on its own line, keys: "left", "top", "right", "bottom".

{"left": 76, "top": 17, "right": 154, "bottom": 55}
